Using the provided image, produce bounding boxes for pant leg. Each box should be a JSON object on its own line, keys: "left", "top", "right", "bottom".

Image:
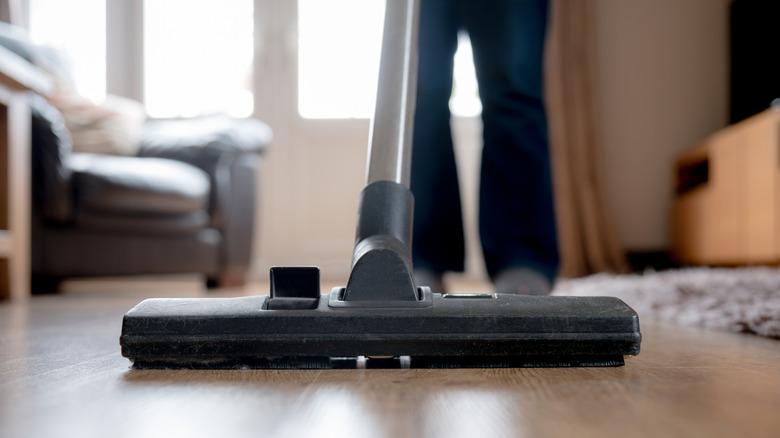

{"left": 462, "top": 0, "right": 559, "bottom": 282}
{"left": 410, "top": 0, "right": 463, "bottom": 273}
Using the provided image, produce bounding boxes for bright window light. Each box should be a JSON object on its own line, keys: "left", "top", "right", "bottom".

{"left": 450, "top": 33, "right": 482, "bottom": 118}
{"left": 297, "top": 1, "right": 480, "bottom": 119}
{"left": 298, "top": 0, "right": 385, "bottom": 119}
{"left": 144, "top": 0, "right": 254, "bottom": 118}
{"left": 28, "top": 0, "right": 106, "bottom": 102}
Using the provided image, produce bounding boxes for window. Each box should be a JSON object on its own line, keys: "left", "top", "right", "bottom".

{"left": 450, "top": 33, "right": 482, "bottom": 118}
{"left": 297, "top": 0, "right": 480, "bottom": 119}
{"left": 27, "top": 1, "right": 479, "bottom": 120}
{"left": 143, "top": 0, "right": 254, "bottom": 118}
{"left": 297, "top": 0, "right": 385, "bottom": 119}
{"left": 28, "top": 0, "right": 107, "bottom": 102}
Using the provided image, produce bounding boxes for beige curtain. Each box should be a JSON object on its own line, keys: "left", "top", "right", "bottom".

{"left": 545, "top": 0, "right": 629, "bottom": 277}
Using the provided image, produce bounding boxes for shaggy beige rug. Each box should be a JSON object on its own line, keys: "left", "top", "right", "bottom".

{"left": 554, "top": 268, "right": 780, "bottom": 339}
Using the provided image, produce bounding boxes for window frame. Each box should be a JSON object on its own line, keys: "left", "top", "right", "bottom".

{"left": 23, "top": 0, "right": 255, "bottom": 120}
{"left": 22, "top": 0, "right": 480, "bottom": 121}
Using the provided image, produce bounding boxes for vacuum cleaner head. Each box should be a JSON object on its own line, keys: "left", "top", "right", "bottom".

{"left": 120, "top": 268, "right": 640, "bottom": 369}
{"left": 119, "top": 0, "right": 641, "bottom": 369}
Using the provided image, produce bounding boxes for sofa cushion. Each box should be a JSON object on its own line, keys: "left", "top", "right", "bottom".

{"left": 69, "top": 153, "right": 210, "bottom": 216}
{"left": 76, "top": 210, "right": 210, "bottom": 235}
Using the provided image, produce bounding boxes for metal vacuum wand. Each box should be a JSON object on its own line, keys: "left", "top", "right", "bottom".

{"left": 343, "top": 0, "right": 421, "bottom": 302}
{"left": 366, "top": 0, "right": 419, "bottom": 187}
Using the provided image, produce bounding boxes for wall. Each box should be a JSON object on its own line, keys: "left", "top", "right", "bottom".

{"left": 592, "top": 0, "right": 730, "bottom": 251}
{"left": 450, "top": 0, "right": 732, "bottom": 281}
{"left": 253, "top": 0, "right": 732, "bottom": 282}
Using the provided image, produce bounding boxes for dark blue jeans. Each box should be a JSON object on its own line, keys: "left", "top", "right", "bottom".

{"left": 410, "top": 0, "right": 559, "bottom": 282}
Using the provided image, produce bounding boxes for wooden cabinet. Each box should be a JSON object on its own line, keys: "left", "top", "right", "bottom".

{"left": 0, "top": 46, "right": 51, "bottom": 300}
{"left": 672, "top": 109, "right": 780, "bottom": 265}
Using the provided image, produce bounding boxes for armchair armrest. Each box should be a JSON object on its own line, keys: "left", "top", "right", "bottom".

{"left": 138, "top": 117, "right": 271, "bottom": 161}
{"left": 137, "top": 117, "right": 268, "bottom": 281}
{"left": 137, "top": 115, "right": 270, "bottom": 210}
{"left": 31, "top": 94, "right": 74, "bottom": 223}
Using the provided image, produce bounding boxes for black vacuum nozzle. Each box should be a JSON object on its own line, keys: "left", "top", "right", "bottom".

{"left": 120, "top": 278, "right": 641, "bottom": 369}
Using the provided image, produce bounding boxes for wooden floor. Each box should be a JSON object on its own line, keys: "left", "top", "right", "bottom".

{"left": 2, "top": 281, "right": 780, "bottom": 438}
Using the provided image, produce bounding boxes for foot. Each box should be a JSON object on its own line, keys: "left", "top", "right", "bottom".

{"left": 494, "top": 267, "right": 552, "bottom": 295}
{"left": 414, "top": 269, "right": 445, "bottom": 293}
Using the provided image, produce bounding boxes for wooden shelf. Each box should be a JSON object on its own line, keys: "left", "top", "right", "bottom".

{"left": 673, "top": 109, "right": 780, "bottom": 264}
{"left": 0, "top": 45, "right": 45, "bottom": 300}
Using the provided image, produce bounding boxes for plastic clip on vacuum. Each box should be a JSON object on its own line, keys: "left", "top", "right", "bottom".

{"left": 119, "top": 0, "right": 641, "bottom": 369}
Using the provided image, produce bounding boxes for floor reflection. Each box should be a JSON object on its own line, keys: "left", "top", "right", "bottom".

{"left": 422, "top": 389, "right": 520, "bottom": 438}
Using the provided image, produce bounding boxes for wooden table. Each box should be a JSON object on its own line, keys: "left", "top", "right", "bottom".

{"left": 2, "top": 290, "right": 779, "bottom": 438}
{"left": 0, "top": 45, "right": 52, "bottom": 301}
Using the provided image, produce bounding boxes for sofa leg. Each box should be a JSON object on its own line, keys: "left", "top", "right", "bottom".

{"left": 31, "top": 275, "right": 62, "bottom": 294}
{"left": 205, "top": 270, "right": 248, "bottom": 290}
{"left": 205, "top": 277, "right": 220, "bottom": 289}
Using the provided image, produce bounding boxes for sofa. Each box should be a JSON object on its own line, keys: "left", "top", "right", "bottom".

{"left": 0, "top": 23, "right": 271, "bottom": 292}
{"left": 31, "top": 98, "right": 270, "bottom": 291}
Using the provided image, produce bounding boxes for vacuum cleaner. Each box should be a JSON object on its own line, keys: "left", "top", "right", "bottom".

{"left": 120, "top": 0, "right": 641, "bottom": 369}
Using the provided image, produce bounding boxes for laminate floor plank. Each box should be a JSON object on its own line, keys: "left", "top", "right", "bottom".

{"left": 1, "top": 290, "right": 779, "bottom": 438}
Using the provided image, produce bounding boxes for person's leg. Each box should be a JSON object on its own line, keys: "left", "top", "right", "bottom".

{"left": 410, "top": 0, "right": 462, "bottom": 289}
{"left": 463, "top": 0, "right": 559, "bottom": 291}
